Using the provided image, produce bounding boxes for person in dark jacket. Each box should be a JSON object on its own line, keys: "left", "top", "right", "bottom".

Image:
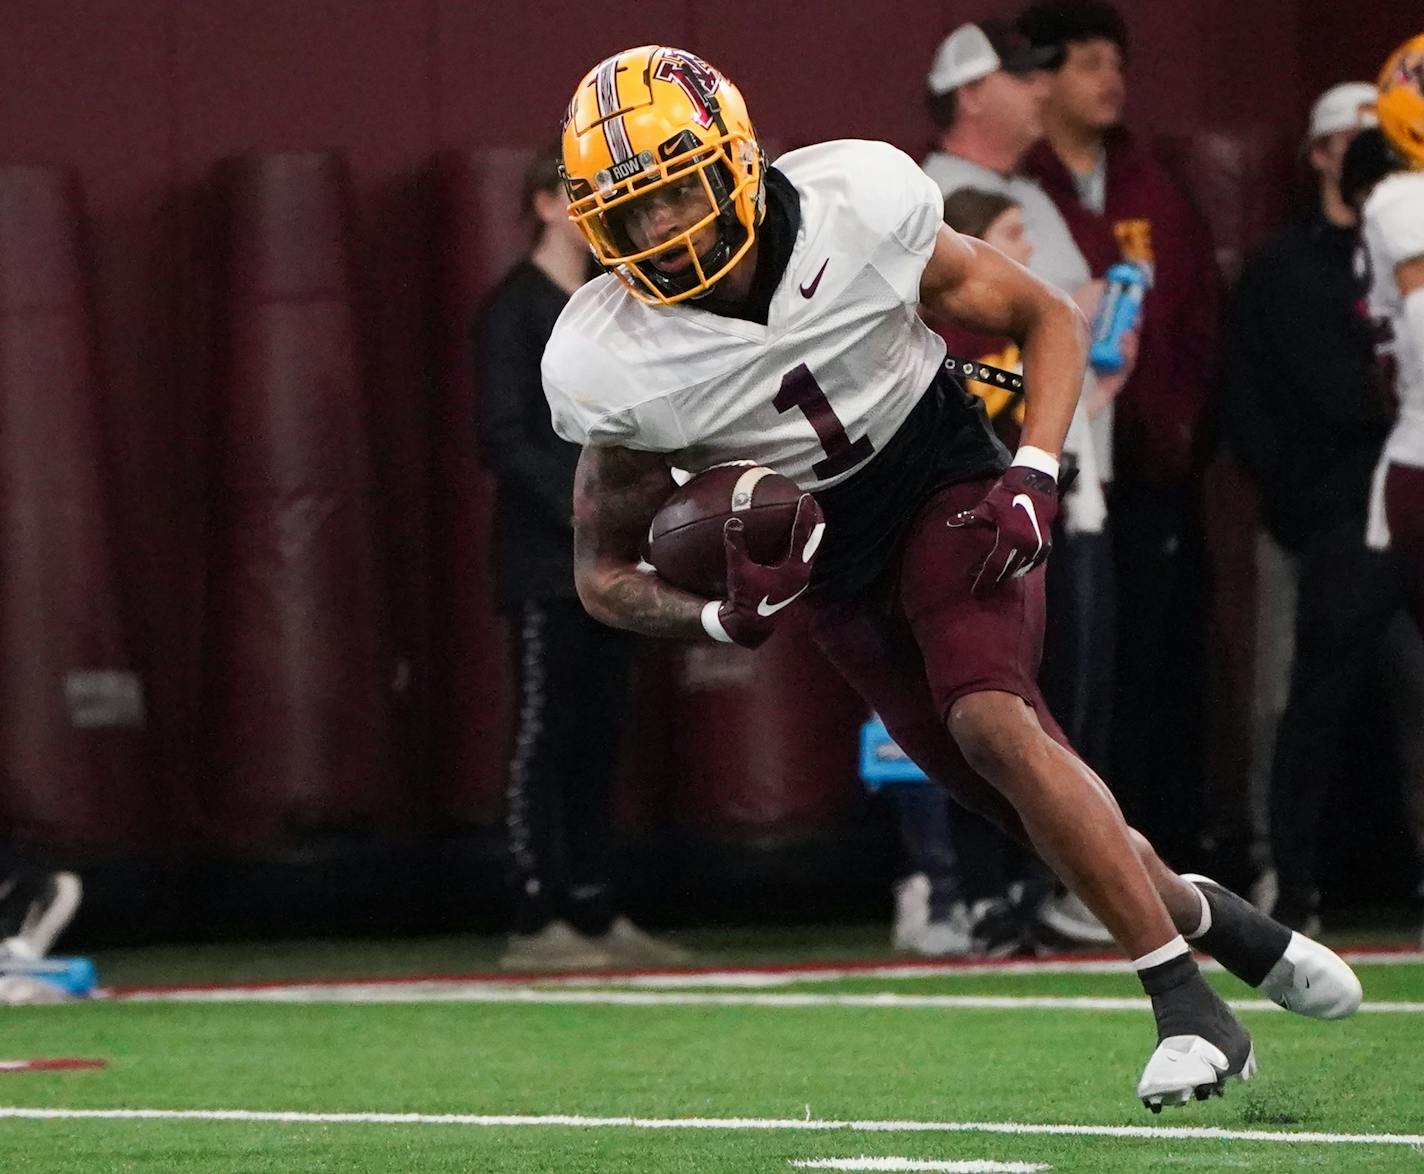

{"left": 1017, "top": 1, "right": 1221, "bottom": 861}
{"left": 474, "top": 146, "right": 687, "bottom": 970}
{"left": 1225, "top": 95, "right": 1420, "bottom": 933}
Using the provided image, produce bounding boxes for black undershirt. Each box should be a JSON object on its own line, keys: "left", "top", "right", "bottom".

{"left": 694, "top": 166, "right": 802, "bottom": 324}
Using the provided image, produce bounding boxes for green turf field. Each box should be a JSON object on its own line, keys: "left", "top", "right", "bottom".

{"left": 2, "top": 929, "right": 1422, "bottom": 1172}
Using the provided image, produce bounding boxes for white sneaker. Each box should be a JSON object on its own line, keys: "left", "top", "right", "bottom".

{"left": 891, "top": 873, "right": 930, "bottom": 953}
{"left": 497, "top": 920, "right": 613, "bottom": 971}
{"left": 895, "top": 901, "right": 976, "bottom": 958}
{"left": 0, "top": 872, "right": 82, "bottom": 961}
{"left": 1137, "top": 1034, "right": 1256, "bottom": 1112}
{"left": 592, "top": 917, "right": 691, "bottom": 968}
{"left": 1034, "top": 889, "right": 1115, "bottom": 946}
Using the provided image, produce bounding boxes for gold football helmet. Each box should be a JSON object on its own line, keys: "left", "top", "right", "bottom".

{"left": 560, "top": 46, "right": 765, "bottom": 305}
{"left": 1378, "top": 33, "right": 1424, "bottom": 169}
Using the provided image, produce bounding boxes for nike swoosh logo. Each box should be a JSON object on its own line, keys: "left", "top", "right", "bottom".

{"left": 1012, "top": 493, "right": 1044, "bottom": 554}
{"left": 756, "top": 584, "right": 808, "bottom": 617}
{"left": 799, "top": 258, "right": 829, "bottom": 298}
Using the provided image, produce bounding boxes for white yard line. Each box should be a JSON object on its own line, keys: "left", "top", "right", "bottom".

{"left": 108, "top": 983, "right": 1424, "bottom": 1014}
{"left": 103, "top": 950, "right": 1424, "bottom": 999}
{"left": 0, "top": 1106, "right": 1420, "bottom": 1149}
{"left": 558, "top": 950, "right": 1424, "bottom": 988}
{"left": 791, "top": 1160, "right": 1049, "bottom": 1171}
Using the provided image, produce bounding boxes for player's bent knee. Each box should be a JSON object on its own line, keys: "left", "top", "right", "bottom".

{"left": 946, "top": 690, "right": 1043, "bottom": 785}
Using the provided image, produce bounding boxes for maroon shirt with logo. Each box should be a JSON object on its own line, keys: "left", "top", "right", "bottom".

{"left": 1022, "top": 130, "right": 1220, "bottom": 486}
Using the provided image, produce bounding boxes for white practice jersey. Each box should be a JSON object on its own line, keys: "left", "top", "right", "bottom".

{"left": 1363, "top": 170, "right": 1424, "bottom": 467}
{"left": 542, "top": 140, "right": 948, "bottom": 490}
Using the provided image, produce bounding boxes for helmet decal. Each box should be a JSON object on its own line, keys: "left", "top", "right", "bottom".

{"left": 1378, "top": 33, "right": 1424, "bottom": 169}
{"left": 594, "top": 56, "right": 635, "bottom": 165}
{"left": 651, "top": 50, "right": 723, "bottom": 130}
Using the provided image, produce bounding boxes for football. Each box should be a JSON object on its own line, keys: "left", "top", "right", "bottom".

{"left": 647, "top": 463, "right": 804, "bottom": 597}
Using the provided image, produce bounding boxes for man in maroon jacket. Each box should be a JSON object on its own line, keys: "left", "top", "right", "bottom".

{"left": 1017, "top": 1, "right": 1220, "bottom": 858}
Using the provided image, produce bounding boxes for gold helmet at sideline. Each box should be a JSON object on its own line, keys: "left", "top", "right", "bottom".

{"left": 560, "top": 45, "right": 765, "bottom": 305}
{"left": 1378, "top": 32, "right": 1424, "bottom": 169}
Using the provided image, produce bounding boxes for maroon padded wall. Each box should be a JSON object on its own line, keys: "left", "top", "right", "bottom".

{"left": 0, "top": 166, "right": 153, "bottom": 853}
{"left": 201, "top": 153, "right": 399, "bottom": 849}
{"left": 664, "top": 634, "right": 869, "bottom": 835}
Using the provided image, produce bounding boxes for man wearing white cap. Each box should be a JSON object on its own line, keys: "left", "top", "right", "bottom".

{"left": 916, "top": 19, "right": 1121, "bottom": 950}
{"left": 923, "top": 21, "right": 1086, "bottom": 294}
{"left": 1223, "top": 81, "right": 1423, "bottom": 934}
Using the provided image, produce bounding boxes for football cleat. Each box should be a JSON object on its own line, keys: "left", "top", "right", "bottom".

{"left": 1137, "top": 1034, "right": 1257, "bottom": 1113}
{"left": 1256, "top": 931, "right": 1362, "bottom": 1020}
{"left": 1181, "top": 874, "right": 1362, "bottom": 1020}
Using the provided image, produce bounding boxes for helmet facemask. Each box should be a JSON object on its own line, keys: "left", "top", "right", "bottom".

{"left": 566, "top": 130, "right": 759, "bottom": 304}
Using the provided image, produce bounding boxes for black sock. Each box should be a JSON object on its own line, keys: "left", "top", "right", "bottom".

{"left": 1139, "top": 949, "right": 1251, "bottom": 1068}
{"left": 1189, "top": 880, "right": 1291, "bottom": 988}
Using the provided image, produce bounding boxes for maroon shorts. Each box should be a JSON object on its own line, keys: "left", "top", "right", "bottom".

{"left": 803, "top": 478, "right": 1063, "bottom": 837}
{"left": 1386, "top": 462, "right": 1424, "bottom": 624}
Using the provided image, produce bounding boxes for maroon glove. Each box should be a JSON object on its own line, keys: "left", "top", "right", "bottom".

{"left": 945, "top": 466, "right": 1058, "bottom": 597}
{"left": 707, "top": 495, "right": 825, "bottom": 649}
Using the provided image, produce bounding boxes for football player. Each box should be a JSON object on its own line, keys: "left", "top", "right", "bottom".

{"left": 1361, "top": 35, "right": 1424, "bottom": 626}
{"left": 541, "top": 45, "right": 1361, "bottom": 1109}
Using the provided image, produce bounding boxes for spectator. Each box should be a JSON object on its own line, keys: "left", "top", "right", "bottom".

{"left": 1018, "top": 1, "right": 1221, "bottom": 863}
{"left": 474, "top": 146, "right": 687, "bottom": 970}
{"left": 920, "top": 22, "right": 1124, "bottom": 946}
{"left": 1223, "top": 86, "right": 1420, "bottom": 930}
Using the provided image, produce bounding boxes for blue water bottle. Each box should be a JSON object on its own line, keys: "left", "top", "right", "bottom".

{"left": 1088, "top": 261, "right": 1148, "bottom": 375}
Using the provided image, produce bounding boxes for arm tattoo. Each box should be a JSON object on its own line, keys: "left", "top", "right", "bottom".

{"left": 571, "top": 445, "right": 712, "bottom": 639}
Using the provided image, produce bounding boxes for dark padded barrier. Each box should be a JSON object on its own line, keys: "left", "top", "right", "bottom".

{"left": 428, "top": 150, "right": 522, "bottom": 829}
{"left": 662, "top": 631, "right": 868, "bottom": 835}
{"left": 202, "top": 152, "right": 398, "bottom": 855}
{"left": 0, "top": 165, "right": 153, "bottom": 856}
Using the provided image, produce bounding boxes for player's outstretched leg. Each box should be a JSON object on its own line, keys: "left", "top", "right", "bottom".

{"left": 946, "top": 692, "right": 1258, "bottom": 1110}
{"left": 1122, "top": 830, "right": 1363, "bottom": 1020}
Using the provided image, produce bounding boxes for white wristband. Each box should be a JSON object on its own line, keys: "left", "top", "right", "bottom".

{"left": 1011, "top": 445, "right": 1060, "bottom": 482}
{"left": 701, "top": 600, "right": 733, "bottom": 644}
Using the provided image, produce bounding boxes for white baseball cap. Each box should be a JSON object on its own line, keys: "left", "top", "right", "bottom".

{"left": 927, "top": 21, "right": 1059, "bottom": 96}
{"left": 1307, "top": 82, "right": 1378, "bottom": 141}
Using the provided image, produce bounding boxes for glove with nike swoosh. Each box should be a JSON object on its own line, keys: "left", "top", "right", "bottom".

{"left": 706, "top": 495, "right": 825, "bottom": 649}
{"left": 945, "top": 465, "right": 1058, "bottom": 597}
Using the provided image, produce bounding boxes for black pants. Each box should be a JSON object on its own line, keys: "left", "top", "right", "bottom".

{"left": 0, "top": 849, "right": 44, "bottom": 937}
{"left": 1269, "top": 521, "right": 1409, "bottom": 915}
{"left": 1109, "top": 480, "right": 1207, "bottom": 860}
{"left": 1042, "top": 524, "right": 1116, "bottom": 779}
{"left": 506, "top": 599, "right": 631, "bottom": 936}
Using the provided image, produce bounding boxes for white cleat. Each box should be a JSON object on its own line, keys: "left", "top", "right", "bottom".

{"left": 1256, "top": 930, "right": 1362, "bottom": 1020}
{"left": 1137, "top": 1035, "right": 1256, "bottom": 1113}
{"left": 1180, "top": 873, "right": 1363, "bottom": 1021}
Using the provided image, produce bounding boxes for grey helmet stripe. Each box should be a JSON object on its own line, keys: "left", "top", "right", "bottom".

{"left": 595, "top": 56, "right": 634, "bottom": 163}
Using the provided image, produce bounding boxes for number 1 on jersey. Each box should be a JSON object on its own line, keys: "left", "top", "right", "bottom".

{"left": 774, "top": 364, "right": 874, "bottom": 479}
